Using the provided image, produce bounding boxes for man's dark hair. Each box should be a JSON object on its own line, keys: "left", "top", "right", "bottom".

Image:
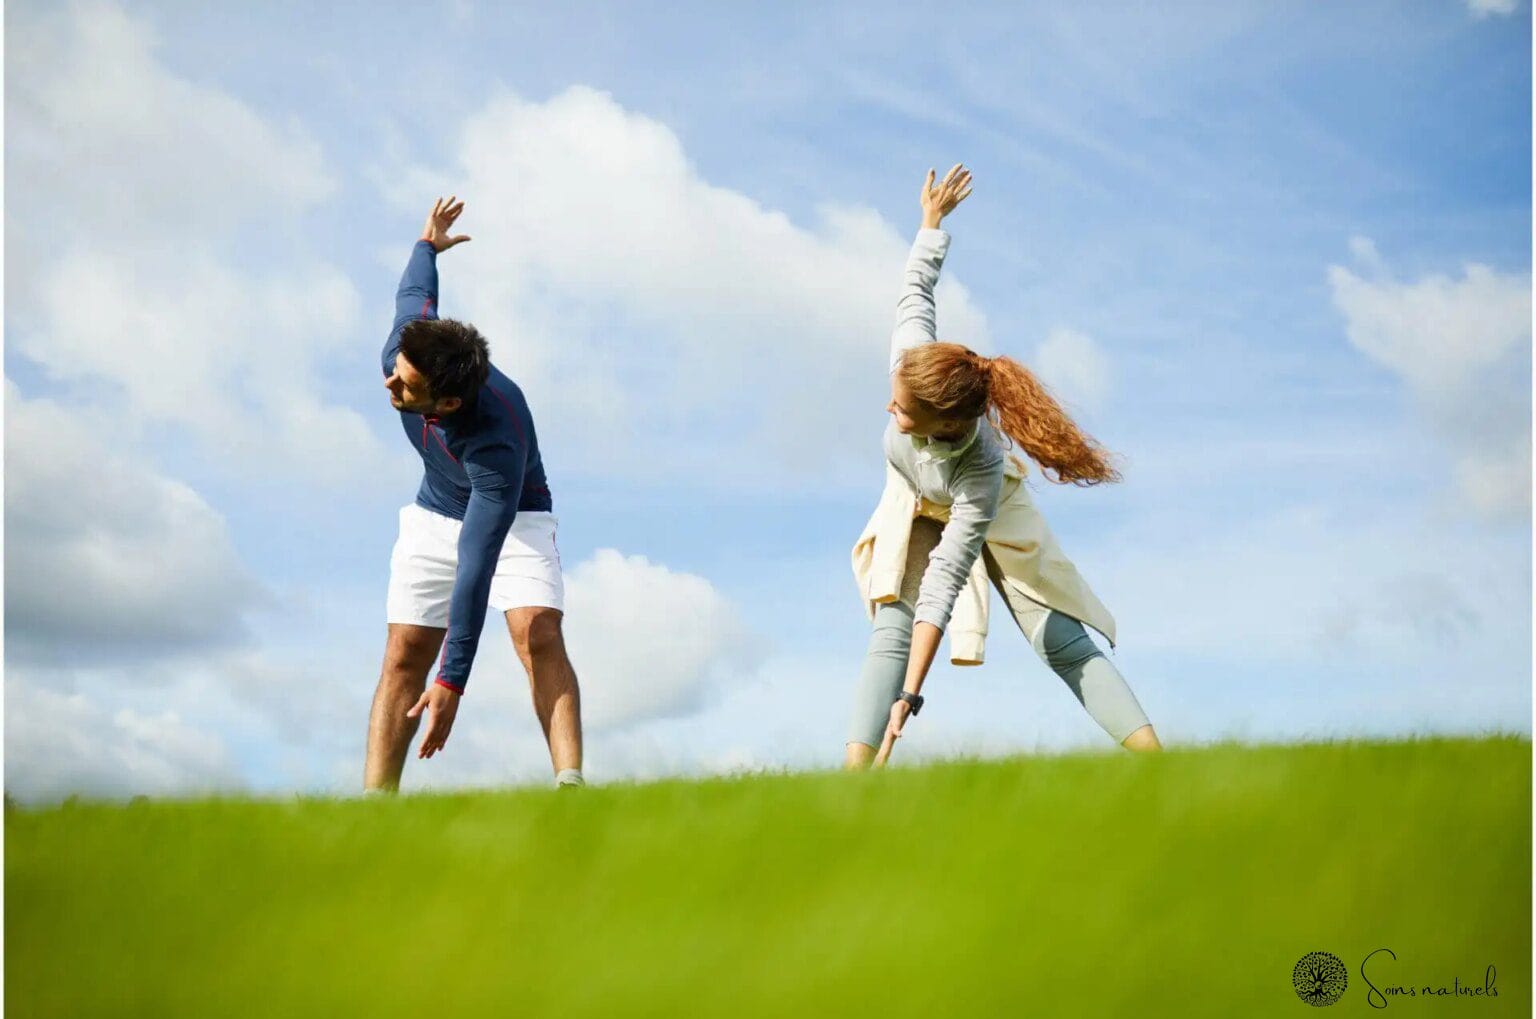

{"left": 398, "top": 318, "right": 491, "bottom": 407}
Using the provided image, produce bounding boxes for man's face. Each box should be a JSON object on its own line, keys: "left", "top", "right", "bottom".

{"left": 386, "top": 352, "right": 449, "bottom": 415}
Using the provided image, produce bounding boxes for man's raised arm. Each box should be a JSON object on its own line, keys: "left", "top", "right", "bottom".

{"left": 383, "top": 197, "right": 471, "bottom": 370}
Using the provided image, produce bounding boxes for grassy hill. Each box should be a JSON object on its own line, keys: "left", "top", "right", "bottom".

{"left": 6, "top": 736, "right": 1529, "bottom": 1017}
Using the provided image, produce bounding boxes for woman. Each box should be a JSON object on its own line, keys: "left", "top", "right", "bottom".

{"left": 846, "top": 164, "right": 1162, "bottom": 769}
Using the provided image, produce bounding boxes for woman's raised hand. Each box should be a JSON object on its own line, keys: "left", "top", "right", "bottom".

{"left": 920, "top": 164, "right": 973, "bottom": 230}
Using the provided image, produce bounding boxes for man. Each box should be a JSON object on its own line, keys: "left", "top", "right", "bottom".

{"left": 365, "top": 196, "right": 584, "bottom": 792}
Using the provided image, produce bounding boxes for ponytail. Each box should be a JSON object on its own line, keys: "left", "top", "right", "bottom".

{"left": 898, "top": 342, "right": 1121, "bottom": 486}
{"left": 984, "top": 355, "right": 1121, "bottom": 485}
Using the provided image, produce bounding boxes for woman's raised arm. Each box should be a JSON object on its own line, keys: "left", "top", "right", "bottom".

{"left": 888, "top": 164, "right": 974, "bottom": 373}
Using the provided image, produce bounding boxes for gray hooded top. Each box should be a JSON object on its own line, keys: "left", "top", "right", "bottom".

{"left": 882, "top": 227, "right": 1014, "bottom": 633}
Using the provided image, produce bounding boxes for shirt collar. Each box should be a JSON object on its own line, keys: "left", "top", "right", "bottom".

{"left": 910, "top": 421, "right": 980, "bottom": 461}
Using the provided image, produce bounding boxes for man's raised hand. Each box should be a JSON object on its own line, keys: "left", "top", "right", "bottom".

{"left": 421, "top": 196, "right": 472, "bottom": 252}
{"left": 919, "top": 164, "right": 973, "bottom": 230}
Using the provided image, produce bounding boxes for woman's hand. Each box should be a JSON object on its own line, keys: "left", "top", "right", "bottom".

{"left": 920, "top": 164, "right": 973, "bottom": 230}
{"left": 873, "top": 698, "right": 914, "bottom": 768}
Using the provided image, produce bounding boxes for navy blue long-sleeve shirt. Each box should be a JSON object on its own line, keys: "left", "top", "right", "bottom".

{"left": 383, "top": 241, "right": 552, "bottom": 693}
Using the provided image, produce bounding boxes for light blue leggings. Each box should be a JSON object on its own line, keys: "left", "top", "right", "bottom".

{"left": 847, "top": 519, "right": 1152, "bottom": 748}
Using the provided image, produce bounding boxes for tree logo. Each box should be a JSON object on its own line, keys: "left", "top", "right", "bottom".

{"left": 1293, "top": 951, "right": 1349, "bottom": 1006}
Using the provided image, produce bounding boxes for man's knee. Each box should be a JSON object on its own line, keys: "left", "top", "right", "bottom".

{"left": 382, "top": 626, "right": 443, "bottom": 684}
{"left": 510, "top": 609, "right": 566, "bottom": 665}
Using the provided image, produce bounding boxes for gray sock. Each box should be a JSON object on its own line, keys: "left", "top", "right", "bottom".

{"left": 554, "top": 768, "right": 585, "bottom": 789}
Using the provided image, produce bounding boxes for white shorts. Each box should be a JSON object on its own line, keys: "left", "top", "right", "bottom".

{"left": 386, "top": 502, "right": 564, "bottom": 627}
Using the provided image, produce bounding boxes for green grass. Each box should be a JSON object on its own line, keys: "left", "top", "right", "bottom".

{"left": 6, "top": 736, "right": 1530, "bottom": 1017}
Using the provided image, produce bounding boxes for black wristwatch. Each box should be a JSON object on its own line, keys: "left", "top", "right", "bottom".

{"left": 897, "top": 691, "right": 924, "bottom": 716}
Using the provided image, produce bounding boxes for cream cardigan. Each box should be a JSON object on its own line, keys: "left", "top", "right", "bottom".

{"left": 851, "top": 465, "right": 1117, "bottom": 665}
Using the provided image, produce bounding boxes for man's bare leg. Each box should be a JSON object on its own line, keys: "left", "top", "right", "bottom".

{"left": 505, "top": 607, "right": 583, "bottom": 775}
{"left": 364, "top": 623, "right": 447, "bottom": 791}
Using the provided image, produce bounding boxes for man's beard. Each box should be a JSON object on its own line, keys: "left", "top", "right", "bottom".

{"left": 391, "top": 395, "right": 430, "bottom": 413}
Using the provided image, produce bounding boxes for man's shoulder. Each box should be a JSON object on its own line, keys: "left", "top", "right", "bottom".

{"left": 481, "top": 364, "right": 534, "bottom": 411}
{"left": 460, "top": 374, "right": 530, "bottom": 459}
{"left": 485, "top": 359, "right": 518, "bottom": 390}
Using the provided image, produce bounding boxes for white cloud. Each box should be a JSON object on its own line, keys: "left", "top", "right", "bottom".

{"left": 1453, "top": 447, "right": 1533, "bottom": 516}
{"left": 1347, "top": 234, "right": 1384, "bottom": 273}
{"left": 400, "top": 647, "right": 835, "bottom": 796}
{"left": 1085, "top": 495, "right": 1526, "bottom": 667}
{"left": 1, "top": 632, "right": 386, "bottom": 802}
{"left": 396, "top": 85, "right": 990, "bottom": 487}
{"left": 1328, "top": 242, "right": 1531, "bottom": 517}
{"left": 7, "top": 1, "right": 331, "bottom": 250}
{"left": 1075, "top": 486, "right": 1530, "bottom": 744}
{"left": 6, "top": 0, "right": 391, "bottom": 487}
{"left": 562, "top": 549, "right": 766, "bottom": 728}
{"left": 405, "top": 546, "right": 765, "bottom": 741}
{"left": 188, "top": 647, "right": 370, "bottom": 756}
{"left": 4, "top": 680, "right": 243, "bottom": 804}
{"left": 0, "top": 544, "right": 767, "bottom": 801}
{"left": 1033, "top": 326, "right": 1111, "bottom": 411}
{"left": 4, "top": 383, "right": 266, "bottom": 662}
{"left": 1467, "top": 0, "right": 1518, "bottom": 17}
{"left": 21, "top": 249, "right": 384, "bottom": 480}
{"left": 342, "top": 548, "right": 769, "bottom": 793}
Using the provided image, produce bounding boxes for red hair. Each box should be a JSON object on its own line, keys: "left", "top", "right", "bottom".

{"left": 897, "top": 342, "right": 1122, "bottom": 485}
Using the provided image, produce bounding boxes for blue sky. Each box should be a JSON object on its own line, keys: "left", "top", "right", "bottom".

{"left": 4, "top": 0, "right": 1530, "bottom": 801}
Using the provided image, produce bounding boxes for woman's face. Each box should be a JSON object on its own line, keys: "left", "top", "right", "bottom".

{"left": 888, "top": 376, "right": 972, "bottom": 440}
